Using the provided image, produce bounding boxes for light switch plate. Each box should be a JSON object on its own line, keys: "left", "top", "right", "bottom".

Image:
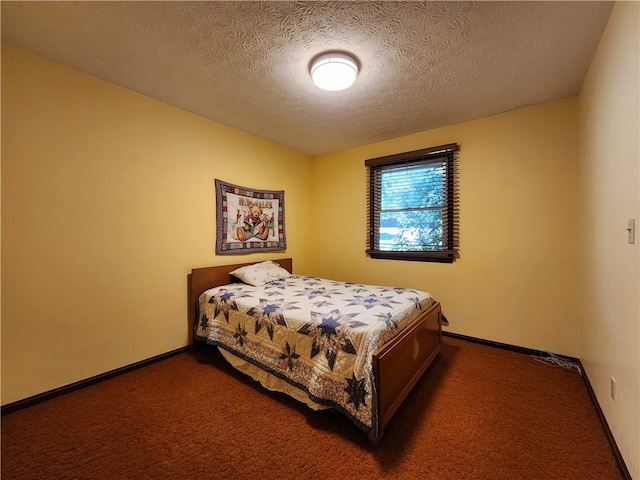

{"left": 628, "top": 219, "right": 635, "bottom": 244}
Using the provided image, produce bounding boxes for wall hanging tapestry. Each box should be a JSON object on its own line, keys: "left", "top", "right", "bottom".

{"left": 215, "top": 179, "right": 286, "bottom": 254}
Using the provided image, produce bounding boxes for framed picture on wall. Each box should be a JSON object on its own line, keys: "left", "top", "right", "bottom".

{"left": 215, "top": 179, "right": 286, "bottom": 254}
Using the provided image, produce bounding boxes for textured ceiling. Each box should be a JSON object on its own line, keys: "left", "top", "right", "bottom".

{"left": 1, "top": 1, "right": 613, "bottom": 156}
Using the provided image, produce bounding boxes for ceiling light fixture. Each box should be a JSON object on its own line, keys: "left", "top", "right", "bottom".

{"left": 310, "top": 52, "right": 359, "bottom": 91}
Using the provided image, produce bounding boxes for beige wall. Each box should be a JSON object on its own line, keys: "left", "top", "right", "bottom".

{"left": 1, "top": 44, "right": 313, "bottom": 405}
{"left": 311, "top": 98, "right": 582, "bottom": 357}
{"left": 579, "top": 2, "right": 639, "bottom": 477}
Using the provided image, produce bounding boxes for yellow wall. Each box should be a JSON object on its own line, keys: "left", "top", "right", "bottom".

{"left": 311, "top": 99, "right": 582, "bottom": 356}
{"left": 579, "top": 2, "right": 639, "bottom": 477}
{"left": 1, "top": 44, "right": 313, "bottom": 405}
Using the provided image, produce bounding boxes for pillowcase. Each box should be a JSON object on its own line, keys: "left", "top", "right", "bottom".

{"left": 230, "top": 261, "right": 291, "bottom": 287}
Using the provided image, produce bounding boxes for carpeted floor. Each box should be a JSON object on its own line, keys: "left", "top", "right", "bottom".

{"left": 1, "top": 337, "right": 623, "bottom": 479}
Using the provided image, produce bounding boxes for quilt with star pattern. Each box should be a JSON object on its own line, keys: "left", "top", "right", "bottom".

{"left": 194, "top": 275, "right": 436, "bottom": 441}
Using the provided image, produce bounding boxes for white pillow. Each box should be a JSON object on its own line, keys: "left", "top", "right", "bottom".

{"left": 230, "top": 261, "right": 291, "bottom": 287}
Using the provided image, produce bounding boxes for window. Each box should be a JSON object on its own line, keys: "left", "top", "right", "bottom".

{"left": 366, "top": 143, "right": 459, "bottom": 263}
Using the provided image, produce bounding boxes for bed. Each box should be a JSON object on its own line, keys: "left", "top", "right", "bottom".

{"left": 187, "top": 258, "right": 442, "bottom": 444}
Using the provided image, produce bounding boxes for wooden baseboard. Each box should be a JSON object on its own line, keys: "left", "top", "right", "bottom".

{"left": 579, "top": 366, "right": 632, "bottom": 480}
{"left": 443, "top": 330, "right": 581, "bottom": 361}
{"left": 443, "top": 331, "right": 631, "bottom": 480}
{"left": 1, "top": 346, "right": 190, "bottom": 416}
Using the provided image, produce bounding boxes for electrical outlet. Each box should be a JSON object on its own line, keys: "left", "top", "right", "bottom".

{"left": 610, "top": 377, "right": 616, "bottom": 401}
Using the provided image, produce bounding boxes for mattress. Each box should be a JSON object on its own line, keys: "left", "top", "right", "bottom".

{"left": 194, "top": 274, "right": 436, "bottom": 439}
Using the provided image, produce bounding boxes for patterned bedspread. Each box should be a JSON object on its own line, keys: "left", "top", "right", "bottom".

{"left": 194, "top": 275, "right": 436, "bottom": 441}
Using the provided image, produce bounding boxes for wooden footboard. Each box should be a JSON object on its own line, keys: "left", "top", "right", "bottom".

{"left": 373, "top": 302, "right": 442, "bottom": 439}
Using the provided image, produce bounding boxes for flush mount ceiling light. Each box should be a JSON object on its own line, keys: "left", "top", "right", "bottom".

{"left": 310, "top": 52, "right": 359, "bottom": 91}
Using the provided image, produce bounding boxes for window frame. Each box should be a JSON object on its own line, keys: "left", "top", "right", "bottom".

{"left": 365, "top": 143, "right": 459, "bottom": 263}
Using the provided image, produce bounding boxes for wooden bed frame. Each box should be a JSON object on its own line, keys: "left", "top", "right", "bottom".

{"left": 187, "top": 258, "right": 442, "bottom": 444}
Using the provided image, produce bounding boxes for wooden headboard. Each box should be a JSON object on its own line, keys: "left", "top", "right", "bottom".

{"left": 187, "top": 258, "right": 293, "bottom": 347}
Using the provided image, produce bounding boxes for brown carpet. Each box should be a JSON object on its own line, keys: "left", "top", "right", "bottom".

{"left": 1, "top": 337, "right": 623, "bottom": 480}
